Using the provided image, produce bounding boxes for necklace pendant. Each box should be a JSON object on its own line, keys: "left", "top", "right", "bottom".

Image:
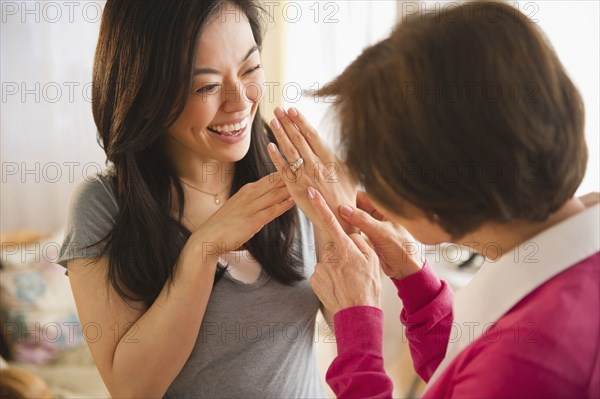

{"left": 215, "top": 196, "right": 220, "bottom": 205}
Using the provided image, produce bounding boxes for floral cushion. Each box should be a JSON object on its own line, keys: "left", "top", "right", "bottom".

{"left": 0, "top": 231, "right": 84, "bottom": 364}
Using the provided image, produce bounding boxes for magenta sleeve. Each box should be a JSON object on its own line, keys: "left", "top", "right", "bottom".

{"left": 326, "top": 306, "right": 394, "bottom": 399}
{"left": 393, "top": 262, "right": 454, "bottom": 381}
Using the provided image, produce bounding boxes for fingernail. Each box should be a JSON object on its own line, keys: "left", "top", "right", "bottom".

{"left": 267, "top": 142, "right": 277, "bottom": 152}
{"left": 307, "top": 187, "right": 316, "bottom": 200}
{"left": 288, "top": 107, "right": 298, "bottom": 117}
{"left": 340, "top": 205, "right": 353, "bottom": 217}
{"left": 287, "top": 196, "right": 295, "bottom": 202}
{"left": 274, "top": 107, "right": 285, "bottom": 118}
{"left": 270, "top": 118, "right": 281, "bottom": 129}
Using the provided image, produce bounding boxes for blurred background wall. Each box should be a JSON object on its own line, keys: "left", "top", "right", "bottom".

{"left": 2, "top": 0, "right": 598, "bottom": 233}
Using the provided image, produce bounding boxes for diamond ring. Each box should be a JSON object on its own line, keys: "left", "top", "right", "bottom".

{"left": 289, "top": 157, "right": 304, "bottom": 173}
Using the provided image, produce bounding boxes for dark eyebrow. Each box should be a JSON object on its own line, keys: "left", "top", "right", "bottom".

{"left": 242, "top": 45, "right": 259, "bottom": 63}
{"left": 193, "top": 45, "right": 259, "bottom": 76}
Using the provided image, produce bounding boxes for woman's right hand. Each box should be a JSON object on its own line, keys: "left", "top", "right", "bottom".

{"left": 190, "top": 172, "right": 294, "bottom": 259}
{"left": 339, "top": 191, "right": 423, "bottom": 280}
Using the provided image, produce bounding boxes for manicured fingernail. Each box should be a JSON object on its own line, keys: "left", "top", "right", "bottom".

{"left": 307, "top": 187, "right": 316, "bottom": 200}
{"left": 340, "top": 205, "right": 353, "bottom": 217}
{"left": 270, "top": 118, "right": 281, "bottom": 129}
{"left": 274, "top": 107, "right": 285, "bottom": 118}
{"left": 267, "top": 142, "right": 277, "bottom": 152}
{"left": 288, "top": 107, "right": 298, "bottom": 117}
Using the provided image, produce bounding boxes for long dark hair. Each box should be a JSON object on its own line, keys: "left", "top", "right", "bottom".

{"left": 91, "top": 0, "right": 303, "bottom": 307}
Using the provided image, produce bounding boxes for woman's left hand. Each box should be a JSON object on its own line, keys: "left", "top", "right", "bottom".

{"left": 267, "top": 107, "right": 358, "bottom": 234}
{"left": 307, "top": 186, "right": 382, "bottom": 314}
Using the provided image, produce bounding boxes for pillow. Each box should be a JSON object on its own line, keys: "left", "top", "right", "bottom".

{"left": 0, "top": 231, "right": 84, "bottom": 365}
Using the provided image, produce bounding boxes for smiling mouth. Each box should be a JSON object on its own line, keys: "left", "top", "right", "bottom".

{"left": 207, "top": 116, "right": 249, "bottom": 136}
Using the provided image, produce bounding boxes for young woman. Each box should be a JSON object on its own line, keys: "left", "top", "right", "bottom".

{"left": 57, "top": 1, "right": 353, "bottom": 397}
{"left": 268, "top": 1, "right": 599, "bottom": 398}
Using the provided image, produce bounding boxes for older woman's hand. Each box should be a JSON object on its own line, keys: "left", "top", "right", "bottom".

{"left": 339, "top": 191, "right": 423, "bottom": 281}
{"left": 307, "top": 186, "right": 381, "bottom": 314}
{"left": 267, "top": 107, "right": 358, "bottom": 234}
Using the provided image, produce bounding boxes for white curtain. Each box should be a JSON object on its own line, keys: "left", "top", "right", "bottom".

{"left": 1, "top": 1, "right": 106, "bottom": 233}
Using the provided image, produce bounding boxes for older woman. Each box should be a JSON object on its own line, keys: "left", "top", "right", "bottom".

{"left": 269, "top": 1, "right": 599, "bottom": 398}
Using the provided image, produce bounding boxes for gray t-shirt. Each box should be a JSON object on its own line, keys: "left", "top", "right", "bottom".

{"left": 57, "top": 173, "right": 325, "bottom": 398}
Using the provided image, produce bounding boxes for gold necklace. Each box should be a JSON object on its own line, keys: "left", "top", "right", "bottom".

{"left": 180, "top": 177, "right": 228, "bottom": 205}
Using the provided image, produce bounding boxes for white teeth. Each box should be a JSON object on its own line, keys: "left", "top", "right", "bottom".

{"left": 209, "top": 117, "right": 248, "bottom": 134}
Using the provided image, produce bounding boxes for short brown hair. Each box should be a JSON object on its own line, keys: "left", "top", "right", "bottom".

{"left": 317, "top": 1, "right": 587, "bottom": 238}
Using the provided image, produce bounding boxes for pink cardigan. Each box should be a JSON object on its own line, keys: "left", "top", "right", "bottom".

{"left": 326, "top": 254, "right": 600, "bottom": 398}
